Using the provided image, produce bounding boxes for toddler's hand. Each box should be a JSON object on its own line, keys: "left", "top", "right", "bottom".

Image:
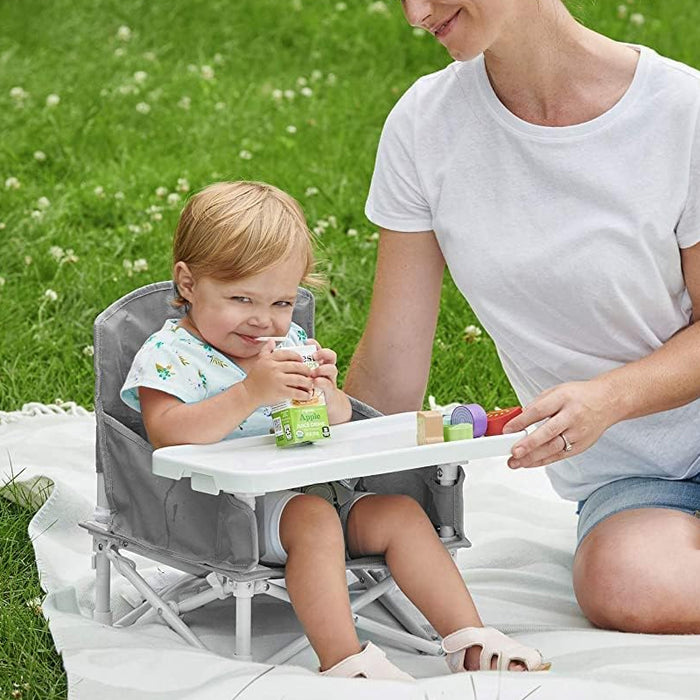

{"left": 241, "top": 342, "right": 313, "bottom": 407}
{"left": 308, "top": 339, "right": 352, "bottom": 424}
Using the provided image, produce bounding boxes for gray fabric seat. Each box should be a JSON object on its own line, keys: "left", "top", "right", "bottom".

{"left": 85, "top": 281, "right": 470, "bottom": 660}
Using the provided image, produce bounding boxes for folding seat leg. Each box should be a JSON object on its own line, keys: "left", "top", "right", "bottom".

{"left": 232, "top": 580, "right": 255, "bottom": 661}
{"left": 93, "top": 536, "right": 113, "bottom": 625}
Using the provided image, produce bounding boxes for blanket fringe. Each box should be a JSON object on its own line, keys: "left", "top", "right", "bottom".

{"left": 0, "top": 400, "right": 92, "bottom": 425}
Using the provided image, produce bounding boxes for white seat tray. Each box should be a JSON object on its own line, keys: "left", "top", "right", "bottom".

{"left": 152, "top": 411, "right": 525, "bottom": 496}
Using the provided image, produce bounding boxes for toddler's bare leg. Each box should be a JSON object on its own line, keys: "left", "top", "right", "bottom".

{"left": 279, "top": 494, "right": 362, "bottom": 670}
{"left": 346, "top": 494, "right": 524, "bottom": 671}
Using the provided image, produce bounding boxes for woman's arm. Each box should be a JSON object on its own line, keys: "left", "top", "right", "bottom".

{"left": 344, "top": 229, "right": 445, "bottom": 414}
{"left": 505, "top": 241, "right": 700, "bottom": 468}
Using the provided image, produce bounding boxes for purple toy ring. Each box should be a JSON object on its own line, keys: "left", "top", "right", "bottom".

{"left": 450, "top": 403, "right": 488, "bottom": 438}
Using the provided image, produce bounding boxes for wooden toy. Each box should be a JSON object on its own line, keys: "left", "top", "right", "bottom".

{"left": 443, "top": 423, "right": 473, "bottom": 442}
{"left": 450, "top": 403, "right": 488, "bottom": 438}
{"left": 485, "top": 406, "right": 523, "bottom": 436}
{"left": 417, "top": 410, "right": 444, "bottom": 445}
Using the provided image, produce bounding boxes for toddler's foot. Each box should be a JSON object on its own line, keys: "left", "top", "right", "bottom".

{"left": 320, "top": 641, "right": 414, "bottom": 681}
{"left": 442, "top": 627, "right": 551, "bottom": 673}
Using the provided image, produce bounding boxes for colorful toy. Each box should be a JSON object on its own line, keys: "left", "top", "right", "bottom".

{"left": 417, "top": 410, "right": 444, "bottom": 445}
{"left": 450, "top": 403, "right": 488, "bottom": 438}
{"left": 485, "top": 407, "right": 523, "bottom": 436}
{"left": 443, "top": 423, "right": 474, "bottom": 442}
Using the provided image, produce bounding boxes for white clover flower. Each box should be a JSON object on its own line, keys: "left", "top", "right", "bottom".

{"left": 94, "top": 185, "right": 105, "bottom": 197}
{"left": 213, "top": 53, "right": 224, "bottom": 65}
{"left": 114, "top": 191, "right": 125, "bottom": 200}
{"left": 133, "top": 258, "right": 148, "bottom": 272}
{"left": 5, "top": 177, "right": 21, "bottom": 190}
{"left": 200, "top": 65, "right": 215, "bottom": 80}
{"left": 286, "top": 124, "right": 297, "bottom": 134}
{"left": 31, "top": 210, "right": 43, "bottom": 220}
{"left": 178, "top": 95, "right": 191, "bottom": 110}
{"left": 46, "top": 94, "right": 61, "bottom": 107}
{"left": 464, "top": 324, "right": 483, "bottom": 342}
{"left": 369, "top": 231, "right": 380, "bottom": 241}
{"left": 0, "top": 222, "right": 5, "bottom": 229}
{"left": 368, "top": 1, "right": 389, "bottom": 14}
{"left": 327, "top": 215, "right": 337, "bottom": 228}
{"left": 167, "top": 192, "right": 181, "bottom": 205}
{"left": 284, "top": 89, "right": 296, "bottom": 100}
{"left": 239, "top": 149, "right": 253, "bottom": 160}
{"left": 83, "top": 345, "right": 94, "bottom": 357}
{"left": 151, "top": 211, "right": 163, "bottom": 221}
{"left": 10, "top": 86, "right": 29, "bottom": 101}
{"left": 44, "top": 289, "right": 58, "bottom": 302}
{"left": 155, "top": 186, "right": 168, "bottom": 198}
{"left": 0, "top": 276, "right": 5, "bottom": 287}
{"left": 629, "top": 12, "right": 644, "bottom": 25}
{"left": 114, "top": 47, "right": 126, "bottom": 58}
{"left": 313, "top": 225, "right": 324, "bottom": 235}
{"left": 62, "top": 249, "right": 78, "bottom": 263}
{"left": 326, "top": 73, "right": 337, "bottom": 85}
{"left": 118, "top": 84, "right": 138, "bottom": 95}
{"left": 141, "top": 222, "right": 153, "bottom": 233}
{"left": 305, "top": 186, "right": 319, "bottom": 196}
{"left": 187, "top": 63, "right": 198, "bottom": 73}
{"left": 300, "top": 87, "right": 313, "bottom": 97}
{"left": 617, "top": 4, "right": 628, "bottom": 18}
{"left": 296, "top": 76, "right": 308, "bottom": 87}
{"left": 336, "top": 2, "right": 347, "bottom": 10}
{"left": 214, "top": 101, "right": 226, "bottom": 111}
{"left": 135, "top": 101, "right": 151, "bottom": 114}
{"left": 315, "top": 218, "right": 329, "bottom": 230}
{"left": 271, "top": 89, "right": 283, "bottom": 100}
{"left": 34, "top": 150, "right": 47, "bottom": 162}
{"left": 123, "top": 259, "right": 133, "bottom": 276}
{"left": 37, "top": 196, "right": 51, "bottom": 210}
{"left": 128, "top": 224, "right": 142, "bottom": 234}
{"left": 117, "top": 25, "right": 132, "bottom": 41}
{"left": 143, "top": 51, "right": 157, "bottom": 62}
{"left": 311, "top": 69, "right": 323, "bottom": 82}
{"left": 24, "top": 256, "right": 32, "bottom": 265}
{"left": 177, "top": 178, "right": 190, "bottom": 192}
{"left": 346, "top": 228, "right": 358, "bottom": 237}
{"left": 133, "top": 70, "right": 148, "bottom": 84}
{"left": 413, "top": 27, "right": 427, "bottom": 37}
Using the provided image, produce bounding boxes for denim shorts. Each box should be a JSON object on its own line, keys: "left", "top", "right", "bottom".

{"left": 577, "top": 472, "right": 700, "bottom": 546}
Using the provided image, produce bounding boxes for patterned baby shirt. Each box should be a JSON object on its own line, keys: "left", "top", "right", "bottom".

{"left": 120, "top": 319, "right": 308, "bottom": 439}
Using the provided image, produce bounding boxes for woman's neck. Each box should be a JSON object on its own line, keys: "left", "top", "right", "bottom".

{"left": 483, "top": 1, "right": 640, "bottom": 127}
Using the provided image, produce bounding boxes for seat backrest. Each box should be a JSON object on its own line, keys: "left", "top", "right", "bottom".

{"left": 94, "top": 281, "right": 315, "bottom": 446}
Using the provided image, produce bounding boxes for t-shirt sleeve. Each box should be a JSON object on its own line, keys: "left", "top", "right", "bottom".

{"left": 677, "top": 116, "right": 700, "bottom": 249}
{"left": 120, "top": 340, "right": 205, "bottom": 412}
{"left": 364, "top": 86, "right": 433, "bottom": 233}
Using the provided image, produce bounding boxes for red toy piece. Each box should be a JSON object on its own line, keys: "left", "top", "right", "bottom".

{"left": 485, "top": 406, "right": 523, "bottom": 436}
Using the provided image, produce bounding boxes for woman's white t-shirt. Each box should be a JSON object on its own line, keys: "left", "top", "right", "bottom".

{"left": 365, "top": 45, "right": 700, "bottom": 501}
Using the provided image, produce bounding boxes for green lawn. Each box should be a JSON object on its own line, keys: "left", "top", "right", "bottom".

{"left": 1, "top": 0, "right": 699, "bottom": 696}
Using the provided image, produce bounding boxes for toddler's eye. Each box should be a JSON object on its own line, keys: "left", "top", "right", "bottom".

{"left": 230, "top": 296, "right": 251, "bottom": 303}
{"left": 274, "top": 301, "right": 293, "bottom": 307}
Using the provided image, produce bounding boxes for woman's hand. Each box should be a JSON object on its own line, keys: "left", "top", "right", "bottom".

{"left": 502, "top": 377, "right": 620, "bottom": 469}
{"left": 308, "top": 339, "right": 352, "bottom": 424}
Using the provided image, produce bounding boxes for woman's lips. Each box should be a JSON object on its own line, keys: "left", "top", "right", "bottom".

{"left": 435, "top": 9, "right": 460, "bottom": 40}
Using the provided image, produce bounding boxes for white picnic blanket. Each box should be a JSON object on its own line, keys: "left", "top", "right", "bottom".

{"left": 1, "top": 407, "right": 698, "bottom": 699}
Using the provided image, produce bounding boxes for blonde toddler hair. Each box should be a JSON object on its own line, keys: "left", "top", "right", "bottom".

{"left": 172, "top": 181, "right": 323, "bottom": 307}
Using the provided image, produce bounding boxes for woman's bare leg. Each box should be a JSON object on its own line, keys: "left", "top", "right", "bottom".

{"left": 573, "top": 508, "right": 700, "bottom": 633}
{"left": 279, "top": 494, "right": 362, "bottom": 670}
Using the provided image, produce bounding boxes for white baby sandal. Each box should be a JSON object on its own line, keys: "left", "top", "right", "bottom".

{"left": 442, "top": 627, "right": 551, "bottom": 672}
{"left": 320, "top": 641, "right": 415, "bottom": 681}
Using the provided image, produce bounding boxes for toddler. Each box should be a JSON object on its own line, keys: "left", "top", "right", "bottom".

{"left": 121, "top": 181, "right": 549, "bottom": 678}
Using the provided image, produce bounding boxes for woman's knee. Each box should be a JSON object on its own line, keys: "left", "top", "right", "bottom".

{"left": 573, "top": 510, "right": 700, "bottom": 633}
{"left": 280, "top": 494, "right": 342, "bottom": 551}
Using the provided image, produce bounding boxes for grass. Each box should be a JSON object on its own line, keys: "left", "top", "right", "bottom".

{"left": 1, "top": 0, "right": 699, "bottom": 695}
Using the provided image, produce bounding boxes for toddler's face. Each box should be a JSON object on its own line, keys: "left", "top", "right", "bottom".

{"left": 184, "top": 258, "right": 305, "bottom": 360}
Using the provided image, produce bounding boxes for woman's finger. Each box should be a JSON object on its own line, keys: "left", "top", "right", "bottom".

{"left": 508, "top": 432, "right": 578, "bottom": 469}
{"left": 509, "top": 410, "right": 571, "bottom": 460}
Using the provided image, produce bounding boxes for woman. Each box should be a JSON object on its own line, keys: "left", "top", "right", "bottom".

{"left": 344, "top": 0, "right": 700, "bottom": 634}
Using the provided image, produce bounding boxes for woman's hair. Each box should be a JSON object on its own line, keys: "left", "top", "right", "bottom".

{"left": 172, "top": 181, "right": 323, "bottom": 307}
